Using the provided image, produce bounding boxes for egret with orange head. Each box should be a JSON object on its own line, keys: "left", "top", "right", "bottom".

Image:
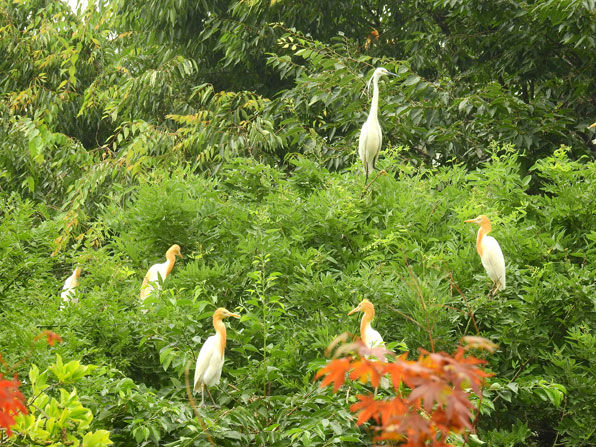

{"left": 194, "top": 308, "right": 240, "bottom": 406}
{"left": 465, "top": 215, "right": 506, "bottom": 294}
{"left": 348, "top": 298, "right": 384, "bottom": 348}
{"left": 140, "top": 244, "right": 182, "bottom": 302}
{"left": 61, "top": 266, "right": 81, "bottom": 305}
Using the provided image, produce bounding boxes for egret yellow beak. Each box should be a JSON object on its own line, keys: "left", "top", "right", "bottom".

{"left": 590, "top": 122, "right": 596, "bottom": 128}
{"left": 229, "top": 312, "right": 240, "bottom": 319}
{"left": 347, "top": 305, "right": 361, "bottom": 316}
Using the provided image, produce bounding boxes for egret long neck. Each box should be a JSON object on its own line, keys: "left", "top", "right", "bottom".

{"left": 475, "top": 221, "right": 491, "bottom": 256}
{"left": 369, "top": 77, "right": 380, "bottom": 122}
{"left": 213, "top": 317, "right": 227, "bottom": 356}
{"left": 165, "top": 253, "right": 177, "bottom": 277}
{"left": 360, "top": 309, "right": 374, "bottom": 347}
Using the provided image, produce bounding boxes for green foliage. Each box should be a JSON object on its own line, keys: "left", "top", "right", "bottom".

{"left": 7, "top": 356, "right": 111, "bottom": 447}
{"left": 2, "top": 146, "right": 595, "bottom": 445}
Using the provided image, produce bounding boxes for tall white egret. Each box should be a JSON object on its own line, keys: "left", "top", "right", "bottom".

{"left": 465, "top": 215, "right": 506, "bottom": 294}
{"left": 60, "top": 267, "right": 81, "bottom": 306}
{"left": 359, "top": 67, "right": 397, "bottom": 183}
{"left": 140, "top": 244, "right": 182, "bottom": 302}
{"left": 348, "top": 298, "right": 384, "bottom": 349}
{"left": 194, "top": 307, "right": 240, "bottom": 406}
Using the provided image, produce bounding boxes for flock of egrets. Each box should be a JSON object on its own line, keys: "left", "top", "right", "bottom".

{"left": 59, "top": 67, "right": 508, "bottom": 406}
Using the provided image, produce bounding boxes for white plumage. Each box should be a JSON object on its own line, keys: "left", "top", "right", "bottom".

{"left": 363, "top": 325, "right": 384, "bottom": 349}
{"left": 140, "top": 244, "right": 182, "bottom": 302}
{"left": 193, "top": 307, "right": 240, "bottom": 406}
{"left": 479, "top": 234, "right": 506, "bottom": 291}
{"left": 348, "top": 298, "right": 384, "bottom": 349}
{"left": 358, "top": 67, "right": 397, "bottom": 183}
{"left": 194, "top": 335, "right": 225, "bottom": 389}
{"left": 348, "top": 299, "right": 390, "bottom": 389}
{"left": 465, "top": 215, "right": 506, "bottom": 293}
{"left": 60, "top": 267, "right": 81, "bottom": 306}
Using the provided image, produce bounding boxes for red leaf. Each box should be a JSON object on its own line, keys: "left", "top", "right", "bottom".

{"left": 349, "top": 359, "right": 381, "bottom": 388}
{"left": 316, "top": 358, "right": 351, "bottom": 392}
{"left": 0, "top": 374, "right": 28, "bottom": 437}
{"left": 408, "top": 379, "right": 449, "bottom": 411}
{"left": 34, "top": 330, "right": 63, "bottom": 346}
{"left": 350, "top": 394, "right": 382, "bottom": 425}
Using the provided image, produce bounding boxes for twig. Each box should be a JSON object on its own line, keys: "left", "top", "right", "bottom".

{"left": 360, "top": 169, "right": 387, "bottom": 197}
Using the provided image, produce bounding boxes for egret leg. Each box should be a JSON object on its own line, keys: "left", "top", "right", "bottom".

{"left": 205, "top": 386, "right": 218, "bottom": 407}
{"left": 489, "top": 283, "right": 497, "bottom": 298}
{"left": 200, "top": 384, "right": 205, "bottom": 407}
{"left": 363, "top": 161, "right": 369, "bottom": 184}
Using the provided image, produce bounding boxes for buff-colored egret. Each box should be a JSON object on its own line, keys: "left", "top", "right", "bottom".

{"left": 465, "top": 215, "right": 506, "bottom": 294}
{"left": 60, "top": 267, "right": 81, "bottom": 305}
{"left": 348, "top": 298, "right": 390, "bottom": 391}
{"left": 194, "top": 307, "right": 240, "bottom": 406}
{"left": 359, "top": 67, "right": 397, "bottom": 183}
{"left": 140, "top": 244, "right": 182, "bottom": 302}
{"left": 348, "top": 298, "right": 384, "bottom": 348}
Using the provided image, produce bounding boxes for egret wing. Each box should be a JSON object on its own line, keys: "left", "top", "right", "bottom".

{"left": 194, "top": 335, "right": 217, "bottom": 392}
{"left": 481, "top": 236, "right": 506, "bottom": 290}
{"left": 367, "top": 327, "right": 384, "bottom": 348}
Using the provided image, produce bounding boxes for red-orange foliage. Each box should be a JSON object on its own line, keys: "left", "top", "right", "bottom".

{"left": 0, "top": 374, "right": 27, "bottom": 437}
{"left": 33, "top": 330, "right": 63, "bottom": 346}
{"left": 316, "top": 337, "right": 495, "bottom": 446}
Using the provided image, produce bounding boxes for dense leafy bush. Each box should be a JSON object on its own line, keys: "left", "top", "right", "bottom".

{"left": 2, "top": 145, "right": 595, "bottom": 445}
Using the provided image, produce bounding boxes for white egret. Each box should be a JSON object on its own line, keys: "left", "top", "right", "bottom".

{"left": 139, "top": 244, "right": 182, "bottom": 302}
{"left": 348, "top": 298, "right": 390, "bottom": 391}
{"left": 194, "top": 307, "right": 240, "bottom": 406}
{"left": 465, "top": 215, "right": 506, "bottom": 294}
{"left": 60, "top": 267, "right": 81, "bottom": 305}
{"left": 348, "top": 298, "right": 384, "bottom": 349}
{"left": 359, "top": 67, "right": 397, "bottom": 183}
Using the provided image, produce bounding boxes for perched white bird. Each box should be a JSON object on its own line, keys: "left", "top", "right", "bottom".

{"left": 358, "top": 67, "right": 397, "bottom": 183}
{"left": 140, "top": 244, "right": 182, "bottom": 302}
{"left": 590, "top": 122, "right": 596, "bottom": 145}
{"left": 60, "top": 267, "right": 81, "bottom": 306}
{"left": 348, "top": 298, "right": 384, "bottom": 349}
{"left": 348, "top": 298, "right": 389, "bottom": 390}
{"left": 194, "top": 307, "right": 240, "bottom": 406}
{"left": 465, "top": 215, "right": 506, "bottom": 293}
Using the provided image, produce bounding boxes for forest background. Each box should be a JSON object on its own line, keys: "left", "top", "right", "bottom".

{"left": 0, "top": 0, "right": 595, "bottom": 446}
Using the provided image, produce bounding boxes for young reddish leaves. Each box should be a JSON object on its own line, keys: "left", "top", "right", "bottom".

{"left": 317, "top": 337, "right": 494, "bottom": 445}
{"left": 0, "top": 374, "right": 27, "bottom": 437}
{"left": 33, "top": 330, "right": 63, "bottom": 347}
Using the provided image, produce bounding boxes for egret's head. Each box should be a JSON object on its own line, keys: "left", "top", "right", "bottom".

{"left": 374, "top": 67, "right": 396, "bottom": 78}
{"left": 167, "top": 244, "right": 183, "bottom": 259}
{"left": 214, "top": 308, "right": 241, "bottom": 320}
{"left": 367, "top": 67, "right": 398, "bottom": 91}
{"left": 348, "top": 298, "right": 375, "bottom": 316}
{"left": 464, "top": 215, "right": 489, "bottom": 226}
{"left": 465, "top": 215, "right": 492, "bottom": 233}
{"left": 74, "top": 267, "right": 82, "bottom": 278}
